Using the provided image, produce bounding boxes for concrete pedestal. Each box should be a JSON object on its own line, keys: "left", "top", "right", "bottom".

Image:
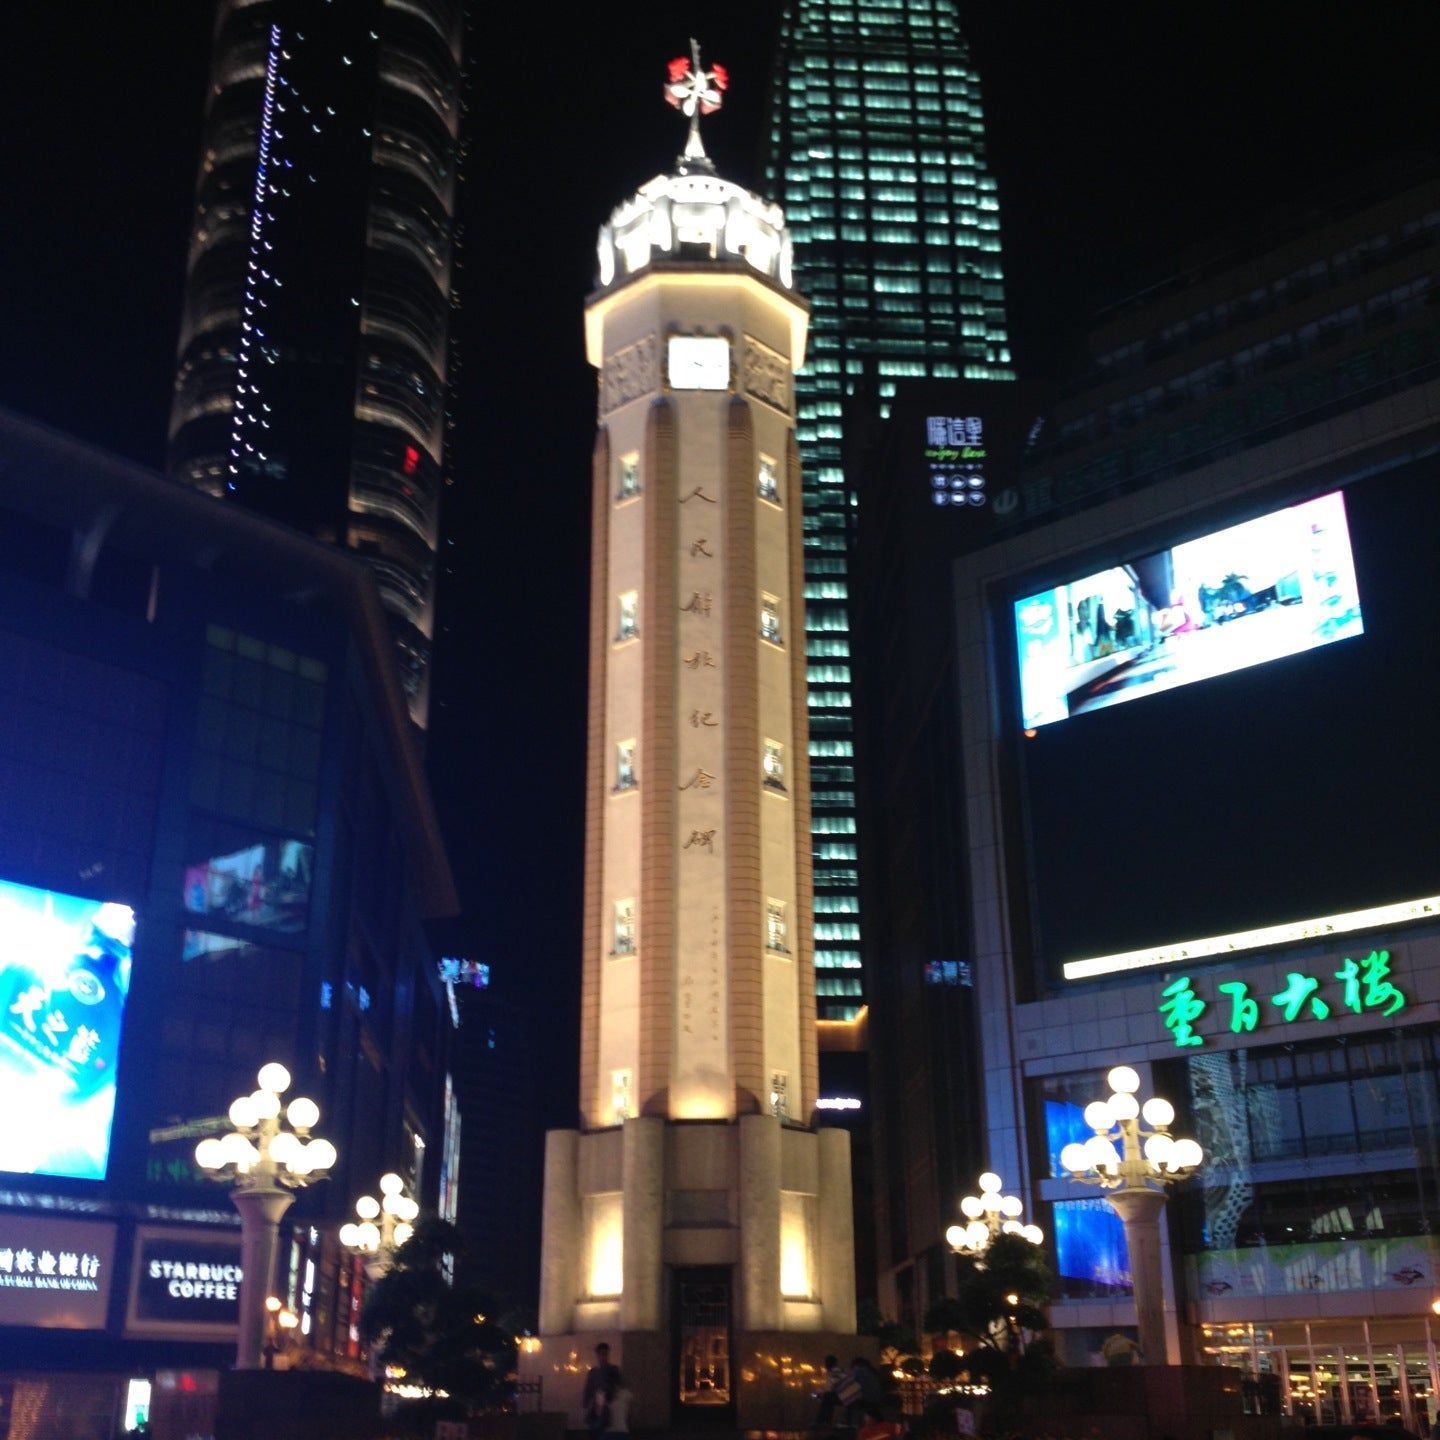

{"left": 214, "top": 1370, "right": 381, "bottom": 1440}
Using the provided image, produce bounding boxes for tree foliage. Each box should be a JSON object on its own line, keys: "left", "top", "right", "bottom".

{"left": 360, "top": 1216, "right": 514, "bottom": 1416}
{"left": 922, "top": 1233, "right": 1057, "bottom": 1432}
{"left": 922, "top": 1233, "right": 1051, "bottom": 1355}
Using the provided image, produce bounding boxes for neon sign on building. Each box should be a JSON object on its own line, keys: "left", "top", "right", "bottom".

{"left": 1159, "top": 948, "right": 1407, "bottom": 1048}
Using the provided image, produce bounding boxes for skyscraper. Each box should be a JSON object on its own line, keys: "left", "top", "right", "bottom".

{"left": 168, "top": 0, "right": 467, "bottom": 725}
{"left": 763, "top": 0, "right": 1012, "bottom": 1018}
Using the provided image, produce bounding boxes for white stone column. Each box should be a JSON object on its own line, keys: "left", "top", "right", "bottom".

{"left": 232, "top": 1184, "right": 294, "bottom": 1370}
{"left": 817, "top": 1128, "right": 856, "bottom": 1333}
{"left": 1108, "top": 1187, "right": 1167, "bottom": 1364}
{"left": 539, "top": 1130, "right": 581, "bottom": 1334}
{"left": 621, "top": 1117, "right": 665, "bottom": 1331}
{"left": 738, "top": 1113, "right": 782, "bottom": 1331}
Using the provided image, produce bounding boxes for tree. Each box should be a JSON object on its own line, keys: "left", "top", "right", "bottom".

{"left": 360, "top": 1216, "right": 514, "bottom": 1426}
{"left": 921, "top": 1233, "right": 1056, "bottom": 1433}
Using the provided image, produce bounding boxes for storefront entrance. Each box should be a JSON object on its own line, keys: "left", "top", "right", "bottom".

{"left": 1201, "top": 1319, "right": 1440, "bottom": 1431}
{"left": 672, "top": 1267, "right": 734, "bottom": 1425}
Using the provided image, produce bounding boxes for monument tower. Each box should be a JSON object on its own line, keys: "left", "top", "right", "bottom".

{"left": 530, "top": 46, "right": 858, "bottom": 1431}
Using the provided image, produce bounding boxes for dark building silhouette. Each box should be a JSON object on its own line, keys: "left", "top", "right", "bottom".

{"left": 168, "top": 0, "right": 467, "bottom": 725}
{"left": 850, "top": 378, "right": 1041, "bottom": 1328}
{"left": 0, "top": 409, "right": 458, "bottom": 1423}
{"left": 447, "top": 972, "right": 541, "bottom": 1312}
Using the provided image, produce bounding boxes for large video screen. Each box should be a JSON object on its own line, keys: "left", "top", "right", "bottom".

{"left": 1014, "top": 491, "right": 1363, "bottom": 729}
{"left": 1017, "top": 461, "right": 1440, "bottom": 976}
{"left": 1053, "top": 1198, "right": 1130, "bottom": 1299}
{"left": 0, "top": 878, "right": 135, "bottom": 1180}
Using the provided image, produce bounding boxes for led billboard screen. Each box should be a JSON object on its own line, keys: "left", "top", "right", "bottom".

{"left": 1015, "top": 461, "right": 1440, "bottom": 977}
{"left": 1014, "top": 491, "right": 1363, "bottom": 729}
{"left": 1052, "top": 1198, "right": 1130, "bottom": 1298}
{"left": 0, "top": 878, "right": 135, "bottom": 1181}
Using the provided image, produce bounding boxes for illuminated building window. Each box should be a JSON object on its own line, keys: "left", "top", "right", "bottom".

{"left": 615, "top": 740, "right": 637, "bottom": 793}
{"left": 616, "top": 590, "right": 638, "bottom": 643}
{"left": 586, "top": 1193, "right": 623, "bottom": 1297}
{"left": 767, "top": 900, "right": 791, "bottom": 956}
{"left": 758, "top": 455, "right": 780, "bottom": 504}
{"left": 617, "top": 454, "right": 640, "bottom": 501}
{"left": 763, "top": 739, "right": 787, "bottom": 791}
{"left": 611, "top": 1068, "right": 633, "bottom": 1123}
{"left": 760, "top": 594, "right": 784, "bottom": 646}
{"left": 613, "top": 899, "right": 636, "bottom": 956}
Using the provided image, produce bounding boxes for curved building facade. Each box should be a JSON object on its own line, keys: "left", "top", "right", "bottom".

{"left": 170, "top": 0, "right": 466, "bottom": 724}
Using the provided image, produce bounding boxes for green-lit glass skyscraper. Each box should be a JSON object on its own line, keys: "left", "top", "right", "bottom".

{"left": 764, "top": 0, "right": 1012, "bottom": 1020}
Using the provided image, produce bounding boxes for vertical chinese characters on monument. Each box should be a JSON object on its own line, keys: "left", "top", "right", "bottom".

{"left": 674, "top": 465, "right": 728, "bottom": 1115}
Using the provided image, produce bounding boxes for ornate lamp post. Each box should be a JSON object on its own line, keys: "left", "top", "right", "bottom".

{"left": 339, "top": 1172, "right": 420, "bottom": 1279}
{"left": 195, "top": 1062, "right": 337, "bottom": 1369}
{"left": 1059, "top": 1065, "right": 1202, "bottom": 1364}
{"left": 944, "top": 1171, "right": 1044, "bottom": 1255}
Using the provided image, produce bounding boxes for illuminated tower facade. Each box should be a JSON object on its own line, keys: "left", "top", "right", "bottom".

{"left": 763, "top": 0, "right": 1012, "bottom": 1017}
{"left": 168, "top": 0, "right": 467, "bottom": 725}
{"left": 529, "top": 52, "right": 856, "bottom": 1432}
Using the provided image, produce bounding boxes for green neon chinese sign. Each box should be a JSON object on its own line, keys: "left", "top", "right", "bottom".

{"left": 1160, "top": 949, "right": 1406, "bottom": 1049}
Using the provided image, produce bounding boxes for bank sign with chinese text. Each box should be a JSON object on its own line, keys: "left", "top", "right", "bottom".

{"left": 1160, "top": 949, "right": 1406, "bottom": 1048}
{"left": 0, "top": 1215, "right": 115, "bottom": 1329}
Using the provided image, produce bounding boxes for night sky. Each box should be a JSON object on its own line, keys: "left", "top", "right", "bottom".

{"left": 0, "top": 3, "right": 1435, "bottom": 1133}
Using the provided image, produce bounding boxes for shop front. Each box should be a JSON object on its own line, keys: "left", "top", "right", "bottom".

{"left": 1200, "top": 1317, "right": 1440, "bottom": 1431}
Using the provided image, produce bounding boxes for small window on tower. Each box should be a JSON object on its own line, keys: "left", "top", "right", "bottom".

{"left": 763, "top": 739, "right": 787, "bottom": 792}
{"left": 617, "top": 590, "right": 639, "bottom": 643}
{"left": 615, "top": 740, "right": 637, "bottom": 793}
{"left": 766, "top": 900, "right": 790, "bottom": 956}
{"left": 760, "top": 594, "right": 783, "bottom": 646}
{"left": 618, "top": 455, "right": 641, "bottom": 501}
{"left": 613, "top": 899, "right": 636, "bottom": 955}
{"left": 612, "top": 1069, "right": 633, "bottom": 1123}
{"left": 758, "top": 456, "right": 780, "bottom": 504}
{"left": 770, "top": 1071, "right": 790, "bottom": 1119}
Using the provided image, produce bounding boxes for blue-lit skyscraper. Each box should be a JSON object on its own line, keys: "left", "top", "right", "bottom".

{"left": 763, "top": 0, "right": 1013, "bottom": 1019}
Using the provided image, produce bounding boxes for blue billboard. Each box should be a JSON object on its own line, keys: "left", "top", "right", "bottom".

{"left": 0, "top": 878, "right": 135, "bottom": 1181}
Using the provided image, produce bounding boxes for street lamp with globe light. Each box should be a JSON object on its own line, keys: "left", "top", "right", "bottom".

{"left": 944, "top": 1171, "right": 1044, "bottom": 1256}
{"left": 1058, "top": 1065, "right": 1202, "bottom": 1364}
{"left": 194, "top": 1063, "right": 337, "bottom": 1369}
{"left": 339, "top": 1172, "right": 421, "bottom": 1280}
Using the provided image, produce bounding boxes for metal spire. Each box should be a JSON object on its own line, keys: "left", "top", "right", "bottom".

{"left": 664, "top": 38, "right": 728, "bottom": 169}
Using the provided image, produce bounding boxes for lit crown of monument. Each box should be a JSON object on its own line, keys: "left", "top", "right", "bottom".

{"left": 596, "top": 39, "right": 794, "bottom": 292}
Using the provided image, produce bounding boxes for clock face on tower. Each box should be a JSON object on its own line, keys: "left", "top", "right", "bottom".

{"left": 667, "top": 335, "right": 731, "bottom": 390}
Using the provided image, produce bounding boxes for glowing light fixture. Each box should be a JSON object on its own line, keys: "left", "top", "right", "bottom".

{"left": 1062, "top": 894, "right": 1440, "bottom": 980}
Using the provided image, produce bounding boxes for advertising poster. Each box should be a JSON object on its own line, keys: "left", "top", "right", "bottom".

{"left": 0, "top": 1214, "right": 116, "bottom": 1329}
{"left": 0, "top": 878, "right": 136, "bottom": 1181}
{"left": 1014, "top": 490, "right": 1364, "bottom": 729}
{"left": 1189, "top": 1234, "right": 1440, "bottom": 1304}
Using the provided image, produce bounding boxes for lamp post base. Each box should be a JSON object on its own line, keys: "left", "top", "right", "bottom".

{"left": 232, "top": 1184, "right": 295, "bottom": 1371}
{"left": 1104, "top": 1185, "right": 1169, "bottom": 1365}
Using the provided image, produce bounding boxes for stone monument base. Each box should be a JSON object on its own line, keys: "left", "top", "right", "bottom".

{"left": 520, "top": 1328, "right": 873, "bottom": 1433}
